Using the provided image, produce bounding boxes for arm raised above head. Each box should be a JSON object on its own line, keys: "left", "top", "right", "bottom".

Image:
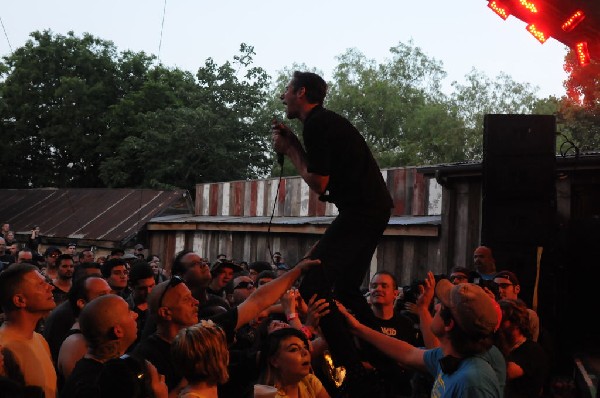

{"left": 235, "top": 258, "right": 320, "bottom": 330}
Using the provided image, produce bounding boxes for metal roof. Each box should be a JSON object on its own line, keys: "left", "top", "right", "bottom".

{"left": 0, "top": 188, "right": 193, "bottom": 247}
{"left": 148, "top": 214, "right": 441, "bottom": 237}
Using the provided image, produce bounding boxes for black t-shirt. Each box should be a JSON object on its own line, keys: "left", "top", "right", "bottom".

{"left": 60, "top": 357, "right": 103, "bottom": 398}
{"left": 43, "top": 300, "right": 76, "bottom": 365}
{"left": 303, "top": 105, "right": 393, "bottom": 211}
{"left": 361, "top": 313, "right": 421, "bottom": 397}
{"left": 505, "top": 339, "right": 549, "bottom": 398}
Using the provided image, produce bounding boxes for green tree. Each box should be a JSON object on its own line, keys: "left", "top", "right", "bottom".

{"left": 449, "top": 69, "right": 540, "bottom": 159}
{"left": 0, "top": 30, "right": 124, "bottom": 188}
{"left": 326, "top": 43, "right": 467, "bottom": 166}
{"left": 99, "top": 44, "right": 273, "bottom": 190}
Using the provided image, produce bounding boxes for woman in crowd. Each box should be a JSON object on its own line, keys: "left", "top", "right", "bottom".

{"left": 258, "top": 327, "right": 330, "bottom": 398}
{"left": 171, "top": 321, "right": 229, "bottom": 398}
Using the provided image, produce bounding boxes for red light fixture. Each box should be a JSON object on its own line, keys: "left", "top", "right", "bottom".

{"left": 488, "top": 0, "right": 511, "bottom": 20}
{"left": 575, "top": 42, "right": 590, "bottom": 66}
{"left": 526, "top": 24, "right": 549, "bottom": 43}
{"left": 519, "top": 0, "right": 538, "bottom": 13}
{"left": 562, "top": 11, "right": 585, "bottom": 32}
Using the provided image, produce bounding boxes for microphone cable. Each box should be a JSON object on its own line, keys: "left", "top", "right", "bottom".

{"left": 267, "top": 157, "right": 285, "bottom": 264}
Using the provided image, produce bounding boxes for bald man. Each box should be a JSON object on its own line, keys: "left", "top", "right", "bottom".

{"left": 60, "top": 294, "right": 138, "bottom": 398}
{"left": 473, "top": 246, "right": 497, "bottom": 280}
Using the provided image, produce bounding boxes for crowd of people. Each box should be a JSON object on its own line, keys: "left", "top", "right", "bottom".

{"left": 0, "top": 231, "right": 558, "bottom": 398}
{"left": 0, "top": 72, "right": 564, "bottom": 398}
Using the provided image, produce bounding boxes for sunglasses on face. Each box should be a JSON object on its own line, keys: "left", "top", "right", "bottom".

{"left": 158, "top": 276, "right": 185, "bottom": 307}
{"left": 234, "top": 281, "right": 254, "bottom": 290}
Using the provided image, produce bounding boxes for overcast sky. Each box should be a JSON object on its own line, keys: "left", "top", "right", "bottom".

{"left": 1, "top": 0, "right": 569, "bottom": 98}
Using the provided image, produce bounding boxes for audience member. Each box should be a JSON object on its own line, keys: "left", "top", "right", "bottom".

{"left": 363, "top": 270, "right": 422, "bottom": 397}
{"left": 496, "top": 299, "right": 548, "bottom": 397}
{"left": 474, "top": 246, "right": 497, "bottom": 280}
{"left": 257, "top": 270, "right": 277, "bottom": 287}
{"left": 0, "top": 223, "right": 10, "bottom": 239}
{"left": 51, "top": 254, "right": 75, "bottom": 305}
{"left": 134, "top": 244, "right": 145, "bottom": 259}
{"left": 248, "top": 261, "right": 273, "bottom": 283}
{"left": 97, "top": 354, "right": 168, "bottom": 398}
{"left": 449, "top": 266, "right": 473, "bottom": 285}
{"left": 494, "top": 270, "right": 540, "bottom": 342}
{"left": 16, "top": 249, "right": 33, "bottom": 264}
{"left": 0, "top": 237, "right": 16, "bottom": 271}
{"left": 0, "top": 263, "right": 57, "bottom": 398}
{"left": 42, "top": 246, "right": 62, "bottom": 281}
{"left": 101, "top": 258, "right": 131, "bottom": 298}
{"left": 338, "top": 277, "right": 506, "bottom": 397}
{"left": 57, "top": 275, "right": 111, "bottom": 383}
{"left": 257, "top": 327, "right": 330, "bottom": 398}
{"left": 134, "top": 254, "right": 318, "bottom": 396}
{"left": 126, "top": 262, "right": 155, "bottom": 350}
{"left": 78, "top": 250, "right": 95, "bottom": 264}
{"left": 207, "top": 260, "right": 240, "bottom": 300}
{"left": 60, "top": 294, "right": 138, "bottom": 398}
{"left": 28, "top": 226, "right": 42, "bottom": 254}
{"left": 171, "top": 322, "right": 230, "bottom": 398}
{"left": 148, "top": 254, "right": 168, "bottom": 283}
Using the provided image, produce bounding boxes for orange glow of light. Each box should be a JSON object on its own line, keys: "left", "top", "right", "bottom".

{"left": 562, "top": 11, "right": 585, "bottom": 32}
{"left": 575, "top": 42, "right": 590, "bottom": 66}
{"left": 488, "top": 0, "right": 511, "bottom": 20}
{"left": 526, "top": 24, "right": 549, "bottom": 43}
{"left": 519, "top": 0, "right": 538, "bottom": 13}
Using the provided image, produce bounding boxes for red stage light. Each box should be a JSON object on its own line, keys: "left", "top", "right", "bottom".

{"left": 562, "top": 11, "right": 585, "bottom": 32}
{"left": 526, "top": 24, "right": 549, "bottom": 43}
{"left": 575, "top": 42, "right": 590, "bottom": 66}
{"left": 519, "top": 0, "right": 538, "bottom": 13}
{"left": 488, "top": 0, "right": 511, "bottom": 20}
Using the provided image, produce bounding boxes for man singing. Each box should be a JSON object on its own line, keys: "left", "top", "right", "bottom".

{"left": 272, "top": 71, "right": 393, "bottom": 396}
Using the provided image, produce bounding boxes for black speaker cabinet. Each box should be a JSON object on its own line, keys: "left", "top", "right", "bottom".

{"left": 482, "top": 114, "right": 557, "bottom": 246}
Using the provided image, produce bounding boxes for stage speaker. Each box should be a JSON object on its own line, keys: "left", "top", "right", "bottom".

{"left": 481, "top": 114, "right": 557, "bottom": 246}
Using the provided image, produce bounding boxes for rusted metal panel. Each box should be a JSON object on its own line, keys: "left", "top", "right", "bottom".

{"left": 0, "top": 188, "right": 191, "bottom": 249}
{"left": 231, "top": 181, "right": 245, "bottom": 217}
{"left": 209, "top": 184, "right": 219, "bottom": 216}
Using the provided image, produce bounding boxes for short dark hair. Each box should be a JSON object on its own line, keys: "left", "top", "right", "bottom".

{"left": 171, "top": 250, "right": 194, "bottom": 277}
{"left": 128, "top": 262, "right": 154, "bottom": 286}
{"left": 73, "top": 262, "right": 102, "bottom": 281}
{"left": 56, "top": 254, "right": 74, "bottom": 265}
{"left": 248, "top": 261, "right": 272, "bottom": 274}
{"left": 256, "top": 270, "right": 276, "bottom": 283}
{"left": 292, "top": 71, "right": 327, "bottom": 105}
{"left": 101, "top": 258, "right": 127, "bottom": 278}
{"left": 110, "top": 248, "right": 125, "bottom": 256}
{"left": 0, "top": 263, "right": 38, "bottom": 312}
{"left": 371, "top": 270, "right": 398, "bottom": 289}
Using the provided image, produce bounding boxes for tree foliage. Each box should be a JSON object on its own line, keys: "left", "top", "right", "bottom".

{"left": 3, "top": 31, "right": 595, "bottom": 191}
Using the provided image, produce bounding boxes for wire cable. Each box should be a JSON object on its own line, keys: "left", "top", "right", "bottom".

{"left": 157, "top": 0, "right": 168, "bottom": 64}
{"left": 267, "top": 159, "right": 285, "bottom": 264}
{"left": 0, "top": 15, "right": 13, "bottom": 53}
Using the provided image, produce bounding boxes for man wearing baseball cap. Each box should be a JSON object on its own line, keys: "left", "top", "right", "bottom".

{"left": 494, "top": 270, "right": 540, "bottom": 342}
{"left": 338, "top": 272, "right": 506, "bottom": 397}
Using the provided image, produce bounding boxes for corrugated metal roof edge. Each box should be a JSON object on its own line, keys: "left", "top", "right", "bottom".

{"left": 148, "top": 214, "right": 441, "bottom": 226}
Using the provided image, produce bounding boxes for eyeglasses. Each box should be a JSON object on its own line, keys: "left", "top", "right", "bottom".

{"left": 234, "top": 281, "right": 254, "bottom": 290}
{"left": 157, "top": 276, "right": 185, "bottom": 307}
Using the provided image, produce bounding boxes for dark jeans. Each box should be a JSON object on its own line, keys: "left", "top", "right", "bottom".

{"left": 299, "top": 207, "right": 391, "bottom": 368}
